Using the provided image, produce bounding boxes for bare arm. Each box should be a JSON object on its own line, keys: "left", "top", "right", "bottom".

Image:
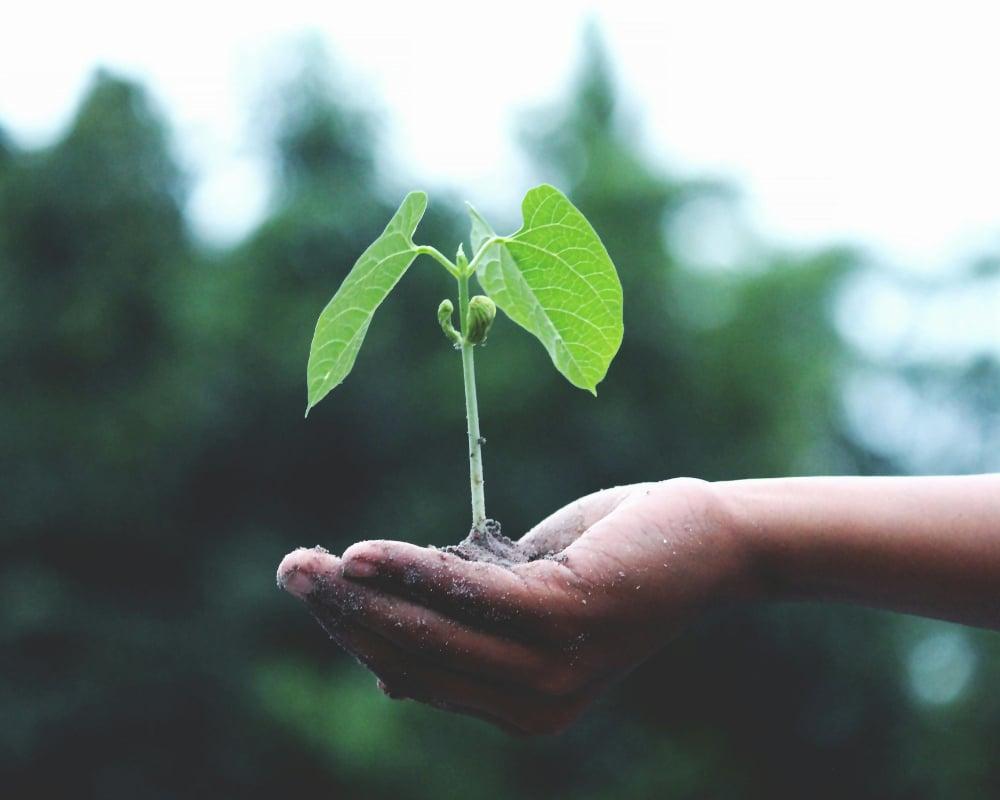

{"left": 277, "top": 474, "right": 1000, "bottom": 734}
{"left": 723, "top": 474, "right": 1000, "bottom": 629}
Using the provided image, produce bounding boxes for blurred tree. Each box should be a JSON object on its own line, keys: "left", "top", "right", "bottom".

{"left": 2, "top": 31, "right": 998, "bottom": 800}
{"left": 0, "top": 70, "right": 350, "bottom": 797}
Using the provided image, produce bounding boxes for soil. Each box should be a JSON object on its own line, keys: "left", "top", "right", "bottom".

{"left": 439, "top": 518, "right": 566, "bottom": 569}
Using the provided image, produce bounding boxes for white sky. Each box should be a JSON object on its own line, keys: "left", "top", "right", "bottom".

{"left": 1, "top": 0, "right": 999, "bottom": 278}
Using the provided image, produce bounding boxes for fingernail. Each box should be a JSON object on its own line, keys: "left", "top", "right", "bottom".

{"left": 342, "top": 557, "right": 377, "bottom": 579}
{"left": 277, "top": 550, "right": 322, "bottom": 599}
{"left": 281, "top": 568, "right": 315, "bottom": 599}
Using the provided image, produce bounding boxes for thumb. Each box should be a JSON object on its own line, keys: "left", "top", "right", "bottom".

{"left": 517, "top": 485, "right": 635, "bottom": 559}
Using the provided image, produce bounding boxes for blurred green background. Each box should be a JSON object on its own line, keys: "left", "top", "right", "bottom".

{"left": 2, "top": 29, "right": 999, "bottom": 800}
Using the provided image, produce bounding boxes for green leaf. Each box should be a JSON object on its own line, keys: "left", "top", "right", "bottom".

{"left": 469, "top": 185, "right": 623, "bottom": 394}
{"left": 468, "top": 203, "right": 494, "bottom": 254}
{"left": 305, "top": 191, "right": 427, "bottom": 415}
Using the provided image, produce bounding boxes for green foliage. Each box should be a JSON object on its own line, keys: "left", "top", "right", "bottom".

{"left": 304, "top": 181, "right": 624, "bottom": 527}
{"left": 306, "top": 183, "right": 623, "bottom": 408}
{"left": 3, "top": 33, "right": 999, "bottom": 800}
{"left": 436, "top": 298, "right": 461, "bottom": 347}
{"left": 305, "top": 191, "right": 428, "bottom": 413}
{"left": 465, "top": 294, "right": 496, "bottom": 345}
{"left": 471, "top": 185, "right": 624, "bottom": 393}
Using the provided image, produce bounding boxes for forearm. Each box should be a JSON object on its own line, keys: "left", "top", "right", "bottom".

{"left": 718, "top": 475, "right": 1000, "bottom": 628}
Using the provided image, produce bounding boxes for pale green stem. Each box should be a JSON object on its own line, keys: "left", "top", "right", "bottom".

{"left": 457, "top": 268, "right": 487, "bottom": 531}
{"left": 414, "top": 245, "right": 460, "bottom": 278}
{"left": 466, "top": 236, "right": 506, "bottom": 275}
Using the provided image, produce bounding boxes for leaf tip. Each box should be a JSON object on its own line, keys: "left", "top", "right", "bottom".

{"left": 402, "top": 190, "right": 428, "bottom": 222}
{"left": 466, "top": 201, "right": 485, "bottom": 223}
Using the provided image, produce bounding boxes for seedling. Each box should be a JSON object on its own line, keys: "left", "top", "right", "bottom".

{"left": 305, "top": 185, "right": 623, "bottom": 551}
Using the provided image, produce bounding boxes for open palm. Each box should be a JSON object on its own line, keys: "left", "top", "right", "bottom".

{"left": 277, "top": 478, "right": 747, "bottom": 735}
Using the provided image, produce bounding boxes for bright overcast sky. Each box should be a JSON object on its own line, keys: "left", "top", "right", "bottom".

{"left": 2, "top": 0, "right": 999, "bottom": 276}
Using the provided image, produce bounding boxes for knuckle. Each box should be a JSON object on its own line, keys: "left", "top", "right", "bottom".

{"left": 341, "top": 540, "right": 386, "bottom": 564}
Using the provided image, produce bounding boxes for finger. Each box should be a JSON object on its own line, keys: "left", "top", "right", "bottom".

{"left": 278, "top": 547, "right": 558, "bottom": 690}
{"left": 321, "top": 618, "right": 531, "bottom": 735}
{"left": 339, "top": 540, "right": 558, "bottom": 629}
{"left": 518, "top": 485, "right": 636, "bottom": 557}
{"left": 321, "top": 613, "right": 591, "bottom": 736}
{"left": 294, "top": 582, "right": 588, "bottom": 736}
{"left": 337, "top": 489, "right": 637, "bottom": 633}
{"left": 297, "top": 593, "right": 526, "bottom": 734}
{"left": 559, "top": 508, "right": 650, "bottom": 588}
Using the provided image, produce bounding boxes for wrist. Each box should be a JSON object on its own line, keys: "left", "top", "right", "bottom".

{"left": 711, "top": 478, "right": 789, "bottom": 603}
{"left": 646, "top": 478, "right": 767, "bottom": 606}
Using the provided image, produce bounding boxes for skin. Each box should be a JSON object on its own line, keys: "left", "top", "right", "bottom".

{"left": 277, "top": 474, "right": 1000, "bottom": 736}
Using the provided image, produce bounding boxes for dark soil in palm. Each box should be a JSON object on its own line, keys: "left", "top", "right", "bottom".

{"left": 441, "top": 519, "right": 548, "bottom": 568}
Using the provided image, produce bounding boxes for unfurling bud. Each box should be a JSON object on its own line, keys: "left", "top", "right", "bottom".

{"left": 437, "top": 299, "right": 462, "bottom": 348}
{"left": 466, "top": 295, "right": 496, "bottom": 345}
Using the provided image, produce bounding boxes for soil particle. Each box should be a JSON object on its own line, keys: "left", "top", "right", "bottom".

{"left": 439, "top": 519, "right": 553, "bottom": 569}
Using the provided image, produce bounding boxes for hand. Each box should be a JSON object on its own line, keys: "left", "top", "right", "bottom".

{"left": 277, "top": 478, "right": 752, "bottom": 735}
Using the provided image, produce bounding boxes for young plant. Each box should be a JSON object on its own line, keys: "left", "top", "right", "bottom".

{"left": 305, "top": 185, "right": 623, "bottom": 544}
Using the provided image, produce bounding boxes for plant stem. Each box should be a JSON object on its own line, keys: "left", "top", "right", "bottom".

{"left": 414, "top": 245, "right": 460, "bottom": 278}
{"left": 466, "top": 235, "right": 505, "bottom": 274}
{"left": 457, "top": 268, "right": 487, "bottom": 531}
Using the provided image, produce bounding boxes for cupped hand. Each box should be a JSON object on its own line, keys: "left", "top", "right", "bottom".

{"left": 276, "top": 478, "right": 752, "bottom": 735}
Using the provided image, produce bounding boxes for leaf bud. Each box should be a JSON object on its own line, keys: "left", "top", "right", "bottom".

{"left": 466, "top": 295, "right": 496, "bottom": 345}
{"left": 437, "top": 299, "right": 462, "bottom": 348}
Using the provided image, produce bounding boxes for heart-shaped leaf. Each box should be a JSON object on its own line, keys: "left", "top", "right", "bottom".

{"left": 470, "top": 185, "right": 623, "bottom": 394}
{"left": 306, "top": 191, "right": 427, "bottom": 414}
